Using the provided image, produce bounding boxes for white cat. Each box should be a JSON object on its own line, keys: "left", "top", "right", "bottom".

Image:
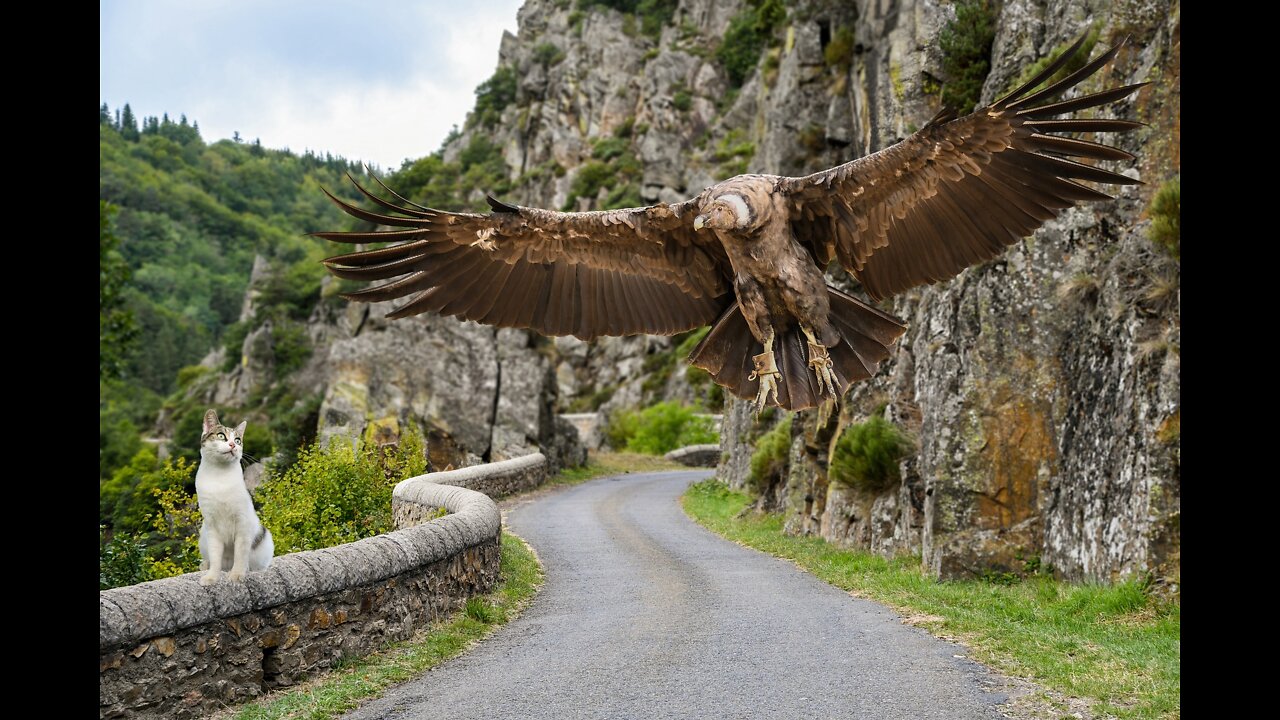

{"left": 195, "top": 409, "right": 274, "bottom": 585}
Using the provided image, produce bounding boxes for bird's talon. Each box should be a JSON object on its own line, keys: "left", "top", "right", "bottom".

{"left": 807, "top": 341, "right": 839, "bottom": 399}
{"left": 749, "top": 350, "right": 781, "bottom": 414}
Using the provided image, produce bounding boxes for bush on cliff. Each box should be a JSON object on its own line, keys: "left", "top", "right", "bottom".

{"left": 829, "top": 414, "right": 912, "bottom": 492}
{"left": 607, "top": 401, "right": 719, "bottom": 455}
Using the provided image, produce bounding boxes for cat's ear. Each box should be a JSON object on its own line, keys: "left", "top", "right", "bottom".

{"left": 234, "top": 421, "right": 247, "bottom": 438}
{"left": 203, "top": 409, "right": 219, "bottom": 435}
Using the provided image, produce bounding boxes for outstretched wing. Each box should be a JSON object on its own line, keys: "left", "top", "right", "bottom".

{"left": 317, "top": 177, "right": 732, "bottom": 340}
{"left": 780, "top": 35, "right": 1146, "bottom": 301}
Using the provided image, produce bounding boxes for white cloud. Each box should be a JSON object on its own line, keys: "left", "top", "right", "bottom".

{"left": 101, "top": 1, "right": 523, "bottom": 168}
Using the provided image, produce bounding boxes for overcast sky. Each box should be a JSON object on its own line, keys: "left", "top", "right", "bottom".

{"left": 100, "top": 0, "right": 525, "bottom": 171}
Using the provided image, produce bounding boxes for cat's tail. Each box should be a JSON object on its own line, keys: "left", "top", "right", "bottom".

{"left": 250, "top": 525, "right": 274, "bottom": 570}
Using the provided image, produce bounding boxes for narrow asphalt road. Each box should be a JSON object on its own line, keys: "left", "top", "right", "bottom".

{"left": 345, "top": 471, "right": 1010, "bottom": 719}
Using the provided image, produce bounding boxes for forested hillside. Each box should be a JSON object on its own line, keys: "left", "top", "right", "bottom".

{"left": 98, "top": 107, "right": 376, "bottom": 479}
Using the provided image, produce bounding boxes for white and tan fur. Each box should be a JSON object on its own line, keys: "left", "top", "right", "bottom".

{"left": 196, "top": 409, "right": 273, "bottom": 585}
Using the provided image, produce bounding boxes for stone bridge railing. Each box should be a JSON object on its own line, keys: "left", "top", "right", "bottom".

{"left": 99, "top": 452, "right": 549, "bottom": 719}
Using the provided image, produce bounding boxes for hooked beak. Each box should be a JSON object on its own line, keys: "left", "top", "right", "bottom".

{"left": 693, "top": 214, "right": 707, "bottom": 231}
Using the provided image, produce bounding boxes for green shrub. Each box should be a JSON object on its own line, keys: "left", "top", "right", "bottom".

{"left": 672, "top": 89, "right": 693, "bottom": 112}
{"left": 533, "top": 42, "right": 566, "bottom": 67}
{"left": 608, "top": 401, "right": 718, "bottom": 454}
{"left": 824, "top": 26, "right": 856, "bottom": 72}
{"left": 100, "top": 526, "right": 155, "bottom": 590}
{"left": 716, "top": 0, "right": 787, "bottom": 88}
{"left": 241, "top": 422, "right": 275, "bottom": 460}
{"left": 710, "top": 129, "right": 754, "bottom": 178}
{"left": 675, "top": 326, "right": 710, "bottom": 358}
{"left": 1148, "top": 177, "right": 1180, "bottom": 260}
{"left": 563, "top": 147, "right": 642, "bottom": 211}
{"left": 605, "top": 407, "right": 641, "bottom": 450}
{"left": 174, "top": 364, "right": 210, "bottom": 390}
{"left": 563, "top": 161, "right": 614, "bottom": 209}
{"left": 748, "top": 416, "right": 792, "bottom": 493}
{"left": 577, "top": 0, "right": 677, "bottom": 39}
{"left": 567, "top": 384, "right": 616, "bottom": 412}
{"left": 939, "top": 0, "right": 997, "bottom": 113}
{"left": 268, "top": 393, "right": 323, "bottom": 471}
{"left": 257, "top": 424, "right": 427, "bottom": 553}
{"left": 269, "top": 320, "right": 312, "bottom": 380}
{"left": 829, "top": 414, "right": 912, "bottom": 492}
{"left": 146, "top": 483, "right": 203, "bottom": 579}
{"left": 220, "top": 320, "right": 251, "bottom": 371}
{"left": 591, "top": 137, "right": 629, "bottom": 161}
{"left": 257, "top": 261, "right": 322, "bottom": 321}
{"left": 99, "top": 450, "right": 195, "bottom": 533}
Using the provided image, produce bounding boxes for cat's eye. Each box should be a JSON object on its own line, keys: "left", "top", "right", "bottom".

{"left": 216, "top": 432, "right": 226, "bottom": 440}
{"left": 235, "top": 437, "right": 242, "bottom": 445}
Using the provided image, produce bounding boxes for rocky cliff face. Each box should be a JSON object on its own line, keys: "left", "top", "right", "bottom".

{"left": 180, "top": 0, "right": 1179, "bottom": 583}
{"left": 696, "top": 0, "right": 1176, "bottom": 584}
{"left": 441, "top": 0, "right": 1178, "bottom": 583}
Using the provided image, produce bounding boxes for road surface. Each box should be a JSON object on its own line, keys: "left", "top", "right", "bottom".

{"left": 345, "top": 470, "right": 1009, "bottom": 719}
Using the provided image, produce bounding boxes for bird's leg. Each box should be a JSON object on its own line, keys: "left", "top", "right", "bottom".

{"left": 802, "top": 327, "right": 839, "bottom": 399}
{"left": 747, "top": 330, "right": 780, "bottom": 414}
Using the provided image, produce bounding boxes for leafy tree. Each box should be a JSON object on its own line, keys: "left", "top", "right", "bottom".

{"left": 99, "top": 201, "right": 137, "bottom": 379}
{"left": 470, "top": 66, "right": 517, "bottom": 129}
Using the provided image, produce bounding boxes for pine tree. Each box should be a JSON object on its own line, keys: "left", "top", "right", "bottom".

{"left": 120, "top": 103, "right": 139, "bottom": 141}
{"left": 100, "top": 102, "right": 110, "bottom": 125}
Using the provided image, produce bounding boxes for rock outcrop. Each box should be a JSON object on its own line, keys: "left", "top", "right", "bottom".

{"left": 440, "top": 0, "right": 1178, "bottom": 583}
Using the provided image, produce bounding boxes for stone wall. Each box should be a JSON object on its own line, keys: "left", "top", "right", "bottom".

{"left": 100, "top": 478, "right": 505, "bottom": 719}
{"left": 665, "top": 444, "right": 721, "bottom": 468}
{"left": 394, "top": 455, "right": 549, "bottom": 528}
{"left": 560, "top": 413, "right": 603, "bottom": 450}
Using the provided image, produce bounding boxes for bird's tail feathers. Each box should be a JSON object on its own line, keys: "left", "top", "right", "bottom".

{"left": 687, "top": 286, "right": 907, "bottom": 411}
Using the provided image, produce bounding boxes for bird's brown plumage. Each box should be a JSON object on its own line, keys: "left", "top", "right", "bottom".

{"left": 318, "top": 35, "right": 1145, "bottom": 411}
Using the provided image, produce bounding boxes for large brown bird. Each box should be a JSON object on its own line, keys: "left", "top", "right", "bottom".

{"left": 318, "top": 36, "right": 1144, "bottom": 412}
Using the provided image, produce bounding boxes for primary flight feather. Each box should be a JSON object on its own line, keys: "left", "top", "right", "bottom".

{"left": 318, "top": 35, "right": 1145, "bottom": 412}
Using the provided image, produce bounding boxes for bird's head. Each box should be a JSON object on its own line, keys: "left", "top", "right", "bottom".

{"left": 694, "top": 193, "right": 757, "bottom": 232}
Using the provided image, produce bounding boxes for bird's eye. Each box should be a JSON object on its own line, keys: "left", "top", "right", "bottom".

{"left": 217, "top": 432, "right": 225, "bottom": 440}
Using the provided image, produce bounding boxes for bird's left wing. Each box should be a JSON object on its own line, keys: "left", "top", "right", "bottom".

{"left": 317, "top": 177, "right": 731, "bottom": 340}
{"left": 778, "top": 35, "right": 1146, "bottom": 301}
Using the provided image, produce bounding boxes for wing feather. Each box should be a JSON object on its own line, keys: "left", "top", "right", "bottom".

{"left": 778, "top": 36, "right": 1145, "bottom": 300}
{"left": 318, "top": 175, "right": 732, "bottom": 339}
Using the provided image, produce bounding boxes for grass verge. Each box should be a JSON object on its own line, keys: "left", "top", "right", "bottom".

{"left": 547, "top": 450, "right": 689, "bottom": 488}
{"left": 221, "top": 531, "right": 542, "bottom": 720}
{"left": 681, "top": 479, "right": 1179, "bottom": 719}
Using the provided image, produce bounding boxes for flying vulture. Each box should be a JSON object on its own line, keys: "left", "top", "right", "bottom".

{"left": 317, "top": 35, "right": 1145, "bottom": 412}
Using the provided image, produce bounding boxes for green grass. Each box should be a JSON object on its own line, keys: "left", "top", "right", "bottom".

{"left": 681, "top": 479, "right": 1180, "bottom": 719}
{"left": 222, "top": 532, "right": 543, "bottom": 720}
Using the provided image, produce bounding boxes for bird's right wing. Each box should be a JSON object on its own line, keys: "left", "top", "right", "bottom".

{"left": 317, "top": 178, "right": 732, "bottom": 340}
{"left": 780, "top": 35, "right": 1146, "bottom": 301}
